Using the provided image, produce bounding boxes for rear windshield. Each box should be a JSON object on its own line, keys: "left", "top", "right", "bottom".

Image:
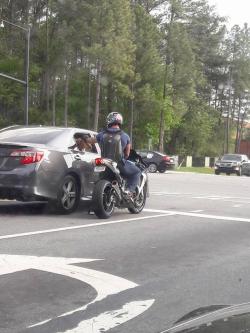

{"left": 221, "top": 154, "right": 242, "bottom": 161}
{"left": 0, "top": 128, "right": 66, "bottom": 145}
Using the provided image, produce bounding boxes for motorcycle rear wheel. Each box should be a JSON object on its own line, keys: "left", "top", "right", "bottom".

{"left": 92, "top": 180, "right": 116, "bottom": 219}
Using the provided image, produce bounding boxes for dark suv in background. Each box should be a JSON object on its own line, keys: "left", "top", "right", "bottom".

{"left": 137, "top": 150, "right": 175, "bottom": 173}
{"left": 214, "top": 154, "right": 249, "bottom": 176}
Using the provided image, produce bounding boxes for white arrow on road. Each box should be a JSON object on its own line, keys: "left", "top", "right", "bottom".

{"left": 0, "top": 254, "right": 154, "bottom": 332}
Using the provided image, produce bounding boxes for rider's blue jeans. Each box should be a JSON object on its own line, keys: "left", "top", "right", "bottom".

{"left": 118, "top": 160, "right": 141, "bottom": 192}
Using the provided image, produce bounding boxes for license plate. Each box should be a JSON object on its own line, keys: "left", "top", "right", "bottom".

{"left": 94, "top": 166, "right": 106, "bottom": 172}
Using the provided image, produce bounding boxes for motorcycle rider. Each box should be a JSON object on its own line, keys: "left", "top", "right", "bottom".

{"left": 89, "top": 112, "right": 141, "bottom": 196}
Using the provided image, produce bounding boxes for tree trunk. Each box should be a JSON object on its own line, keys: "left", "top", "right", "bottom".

{"left": 52, "top": 76, "right": 57, "bottom": 126}
{"left": 159, "top": 57, "right": 167, "bottom": 153}
{"left": 107, "top": 81, "right": 114, "bottom": 113}
{"left": 235, "top": 97, "right": 241, "bottom": 153}
{"left": 226, "top": 67, "right": 232, "bottom": 154}
{"left": 64, "top": 71, "right": 69, "bottom": 127}
{"left": 45, "top": 0, "right": 50, "bottom": 116}
{"left": 129, "top": 83, "right": 134, "bottom": 146}
{"left": 87, "top": 65, "right": 91, "bottom": 129}
{"left": 238, "top": 110, "right": 247, "bottom": 152}
{"left": 158, "top": 4, "right": 174, "bottom": 153}
{"left": 93, "top": 60, "right": 102, "bottom": 131}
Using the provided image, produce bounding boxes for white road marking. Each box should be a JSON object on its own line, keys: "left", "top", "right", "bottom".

{"left": 60, "top": 300, "right": 155, "bottom": 333}
{"left": 193, "top": 195, "right": 231, "bottom": 200}
{"left": 144, "top": 208, "right": 250, "bottom": 224}
{"left": 0, "top": 213, "right": 174, "bottom": 241}
{"left": 189, "top": 210, "right": 204, "bottom": 213}
{"left": 0, "top": 255, "right": 154, "bottom": 331}
{"left": 233, "top": 204, "right": 242, "bottom": 208}
{"left": 193, "top": 196, "right": 250, "bottom": 204}
{"left": 151, "top": 192, "right": 193, "bottom": 197}
{"left": 151, "top": 192, "right": 250, "bottom": 204}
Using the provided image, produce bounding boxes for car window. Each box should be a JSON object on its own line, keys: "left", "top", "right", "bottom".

{"left": 69, "top": 131, "right": 99, "bottom": 154}
{"left": 221, "top": 154, "right": 242, "bottom": 161}
{"left": 0, "top": 127, "right": 66, "bottom": 145}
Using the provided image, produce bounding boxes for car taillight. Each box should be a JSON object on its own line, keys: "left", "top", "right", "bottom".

{"left": 95, "top": 157, "right": 104, "bottom": 166}
{"left": 162, "top": 156, "right": 170, "bottom": 161}
{"left": 10, "top": 150, "right": 44, "bottom": 165}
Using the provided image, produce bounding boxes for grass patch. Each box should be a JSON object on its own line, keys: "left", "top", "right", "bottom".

{"left": 177, "top": 167, "right": 214, "bottom": 174}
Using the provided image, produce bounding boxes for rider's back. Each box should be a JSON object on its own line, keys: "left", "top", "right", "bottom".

{"left": 101, "top": 129, "right": 123, "bottom": 162}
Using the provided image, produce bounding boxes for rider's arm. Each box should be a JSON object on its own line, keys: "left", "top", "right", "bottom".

{"left": 124, "top": 143, "right": 131, "bottom": 159}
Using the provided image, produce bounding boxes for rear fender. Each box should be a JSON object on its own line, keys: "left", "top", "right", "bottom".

{"left": 35, "top": 151, "right": 70, "bottom": 199}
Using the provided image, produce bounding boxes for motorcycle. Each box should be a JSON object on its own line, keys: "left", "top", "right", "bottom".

{"left": 91, "top": 150, "right": 148, "bottom": 219}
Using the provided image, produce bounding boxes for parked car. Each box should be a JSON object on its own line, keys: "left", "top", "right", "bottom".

{"left": 137, "top": 150, "right": 175, "bottom": 173}
{"left": 0, "top": 126, "right": 100, "bottom": 214}
{"left": 241, "top": 160, "right": 250, "bottom": 176}
{"left": 214, "top": 154, "right": 249, "bottom": 176}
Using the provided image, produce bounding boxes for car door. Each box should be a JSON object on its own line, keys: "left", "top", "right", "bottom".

{"left": 69, "top": 131, "right": 100, "bottom": 197}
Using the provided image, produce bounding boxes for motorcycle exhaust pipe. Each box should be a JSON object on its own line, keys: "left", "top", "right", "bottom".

{"left": 112, "top": 181, "right": 122, "bottom": 200}
{"left": 138, "top": 173, "right": 147, "bottom": 195}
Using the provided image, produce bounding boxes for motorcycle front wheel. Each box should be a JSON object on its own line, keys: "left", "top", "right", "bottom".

{"left": 92, "top": 180, "right": 116, "bottom": 219}
{"left": 128, "top": 184, "right": 147, "bottom": 214}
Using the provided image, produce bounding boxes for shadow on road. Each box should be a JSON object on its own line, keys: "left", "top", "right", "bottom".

{"left": 0, "top": 201, "right": 91, "bottom": 216}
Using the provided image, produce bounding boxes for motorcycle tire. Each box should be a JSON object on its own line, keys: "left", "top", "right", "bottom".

{"left": 92, "top": 180, "right": 115, "bottom": 219}
{"left": 128, "top": 183, "right": 147, "bottom": 214}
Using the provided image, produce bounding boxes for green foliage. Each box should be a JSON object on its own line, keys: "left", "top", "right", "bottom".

{"left": 1, "top": 0, "right": 250, "bottom": 157}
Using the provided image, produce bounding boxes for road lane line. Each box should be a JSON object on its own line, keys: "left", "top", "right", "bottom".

{"left": 151, "top": 192, "right": 250, "bottom": 204}
{"left": 0, "top": 213, "right": 174, "bottom": 241}
{"left": 144, "top": 208, "right": 250, "bottom": 223}
{"left": 189, "top": 210, "right": 204, "bottom": 213}
{"left": 59, "top": 300, "right": 155, "bottom": 333}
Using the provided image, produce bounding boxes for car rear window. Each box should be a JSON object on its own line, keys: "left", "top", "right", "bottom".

{"left": 221, "top": 154, "right": 242, "bottom": 161}
{"left": 0, "top": 128, "right": 66, "bottom": 145}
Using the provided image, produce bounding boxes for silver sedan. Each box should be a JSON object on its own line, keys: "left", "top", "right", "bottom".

{"left": 0, "top": 126, "right": 100, "bottom": 214}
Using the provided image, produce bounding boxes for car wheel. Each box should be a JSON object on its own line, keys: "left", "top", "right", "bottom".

{"left": 50, "top": 175, "right": 80, "bottom": 214}
{"left": 158, "top": 167, "right": 167, "bottom": 173}
{"left": 215, "top": 171, "right": 220, "bottom": 175}
{"left": 148, "top": 163, "right": 157, "bottom": 173}
{"left": 226, "top": 173, "right": 230, "bottom": 176}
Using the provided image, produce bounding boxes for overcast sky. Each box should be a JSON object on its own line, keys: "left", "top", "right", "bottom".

{"left": 208, "top": 0, "right": 250, "bottom": 26}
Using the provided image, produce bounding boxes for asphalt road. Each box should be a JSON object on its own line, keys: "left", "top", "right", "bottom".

{"left": 1, "top": 172, "right": 250, "bottom": 333}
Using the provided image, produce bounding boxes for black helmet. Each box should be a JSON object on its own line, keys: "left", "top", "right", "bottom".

{"left": 106, "top": 112, "right": 123, "bottom": 127}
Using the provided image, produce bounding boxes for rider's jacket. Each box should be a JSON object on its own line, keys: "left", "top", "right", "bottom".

{"left": 96, "top": 128, "right": 130, "bottom": 162}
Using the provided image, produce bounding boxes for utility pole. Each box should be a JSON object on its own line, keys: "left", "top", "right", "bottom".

{"left": 226, "top": 66, "right": 233, "bottom": 154}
